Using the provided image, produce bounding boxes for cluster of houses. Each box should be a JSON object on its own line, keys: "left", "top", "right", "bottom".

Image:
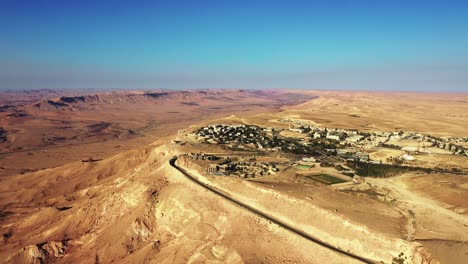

{"left": 294, "top": 125, "right": 468, "bottom": 157}
{"left": 193, "top": 124, "right": 298, "bottom": 152}
{"left": 426, "top": 136, "right": 468, "bottom": 156}
{"left": 187, "top": 152, "right": 220, "bottom": 161}
{"left": 388, "top": 133, "right": 468, "bottom": 157}
{"left": 191, "top": 124, "right": 468, "bottom": 172}
{"left": 277, "top": 118, "right": 468, "bottom": 155}
{"left": 195, "top": 125, "right": 266, "bottom": 144}
{"left": 288, "top": 124, "right": 398, "bottom": 149}
{"left": 181, "top": 122, "right": 468, "bottom": 181}
{"left": 210, "top": 161, "right": 279, "bottom": 178}
{"left": 331, "top": 149, "right": 371, "bottom": 163}
{"left": 192, "top": 124, "right": 392, "bottom": 161}
{"left": 299, "top": 124, "right": 395, "bottom": 140}
{"left": 185, "top": 152, "right": 279, "bottom": 178}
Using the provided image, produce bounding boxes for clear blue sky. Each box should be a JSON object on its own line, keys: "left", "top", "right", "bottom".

{"left": 1, "top": 0, "right": 467, "bottom": 91}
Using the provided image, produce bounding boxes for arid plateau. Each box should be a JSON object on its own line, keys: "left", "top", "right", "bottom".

{"left": 0, "top": 89, "right": 467, "bottom": 264}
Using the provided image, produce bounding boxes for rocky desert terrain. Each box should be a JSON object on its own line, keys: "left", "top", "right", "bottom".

{"left": 0, "top": 89, "right": 314, "bottom": 178}
{"left": 0, "top": 89, "right": 467, "bottom": 264}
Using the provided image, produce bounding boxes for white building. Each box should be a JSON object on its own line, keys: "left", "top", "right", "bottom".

{"left": 326, "top": 135, "right": 340, "bottom": 141}
{"left": 401, "top": 153, "right": 415, "bottom": 161}
{"left": 313, "top": 132, "right": 322, "bottom": 139}
{"left": 346, "top": 135, "right": 363, "bottom": 143}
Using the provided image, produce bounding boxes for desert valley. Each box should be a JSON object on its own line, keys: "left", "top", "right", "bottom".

{"left": 0, "top": 89, "right": 467, "bottom": 264}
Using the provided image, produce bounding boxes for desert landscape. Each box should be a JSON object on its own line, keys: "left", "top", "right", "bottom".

{"left": 0, "top": 89, "right": 467, "bottom": 263}
{"left": 3, "top": 0, "right": 468, "bottom": 263}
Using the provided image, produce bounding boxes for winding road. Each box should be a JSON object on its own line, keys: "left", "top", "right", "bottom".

{"left": 170, "top": 157, "right": 376, "bottom": 264}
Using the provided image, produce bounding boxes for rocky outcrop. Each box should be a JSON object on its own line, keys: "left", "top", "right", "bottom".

{"left": 8, "top": 240, "right": 82, "bottom": 264}
{"left": 411, "top": 245, "right": 440, "bottom": 264}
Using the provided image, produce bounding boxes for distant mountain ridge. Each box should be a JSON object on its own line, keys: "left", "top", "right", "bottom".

{"left": 26, "top": 89, "right": 317, "bottom": 111}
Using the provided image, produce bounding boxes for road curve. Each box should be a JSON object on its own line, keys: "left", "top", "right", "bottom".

{"left": 170, "top": 157, "right": 376, "bottom": 264}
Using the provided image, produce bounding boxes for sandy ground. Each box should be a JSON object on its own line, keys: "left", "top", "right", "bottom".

{"left": 280, "top": 91, "right": 468, "bottom": 137}
{"left": 363, "top": 174, "right": 468, "bottom": 263}
{"left": 181, "top": 163, "right": 419, "bottom": 263}
{"left": 402, "top": 174, "right": 468, "bottom": 215}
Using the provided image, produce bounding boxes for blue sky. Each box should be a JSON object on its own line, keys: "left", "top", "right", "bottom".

{"left": 1, "top": 0, "right": 468, "bottom": 91}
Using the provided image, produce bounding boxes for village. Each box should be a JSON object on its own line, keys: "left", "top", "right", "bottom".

{"left": 193, "top": 123, "right": 468, "bottom": 156}
{"left": 179, "top": 122, "right": 468, "bottom": 181}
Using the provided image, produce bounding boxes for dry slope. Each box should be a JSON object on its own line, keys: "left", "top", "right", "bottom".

{"left": 1, "top": 137, "right": 364, "bottom": 264}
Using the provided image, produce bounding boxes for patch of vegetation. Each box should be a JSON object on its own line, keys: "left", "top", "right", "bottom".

{"left": 334, "top": 164, "right": 347, "bottom": 171}
{"left": 392, "top": 252, "right": 406, "bottom": 264}
{"left": 317, "top": 174, "right": 346, "bottom": 184}
{"left": 381, "top": 143, "right": 401, "bottom": 149}
{"left": 306, "top": 174, "right": 346, "bottom": 185}
{"left": 320, "top": 161, "right": 335, "bottom": 167}
{"left": 347, "top": 161, "right": 427, "bottom": 178}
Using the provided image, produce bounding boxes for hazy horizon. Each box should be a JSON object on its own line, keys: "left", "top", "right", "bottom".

{"left": 2, "top": 0, "right": 468, "bottom": 92}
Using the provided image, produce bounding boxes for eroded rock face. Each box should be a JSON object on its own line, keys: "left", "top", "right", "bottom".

{"left": 9, "top": 240, "right": 81, "bottom": 264}
{"left": 40, "top": 240, "right": 70, "bottom": 260}
{"left": 0, "top": 145, "right": 166, "bottom": 263}
{"left": 11, "top": 245, "right": 44, "bottom": 264}
{"left": 412, "top": 246, "right": 440, "bottom": 264}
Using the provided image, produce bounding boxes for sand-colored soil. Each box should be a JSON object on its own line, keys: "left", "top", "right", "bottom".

{"left": 403, "top": 174, "right": 468, "bottom": 214}
{"left": 362, "top": 174, "right": 468, "bottom": 263}
{"left": 281, "top": 91, "right": 468, "bottom": 137}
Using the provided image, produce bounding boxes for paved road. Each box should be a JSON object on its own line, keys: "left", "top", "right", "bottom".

{"left": 170, "top": 157, "right": 376, "bottom": 264}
